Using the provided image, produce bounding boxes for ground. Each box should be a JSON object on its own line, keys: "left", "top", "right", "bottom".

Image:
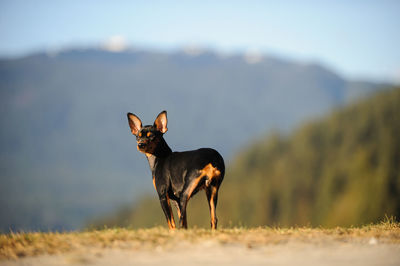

{"left": 1, "top": 221, "right": 399, "bottom": 266}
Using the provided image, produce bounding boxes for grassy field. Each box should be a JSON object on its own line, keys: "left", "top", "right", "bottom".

{"left": 1, "top": 219, "right": 399, "bottom": 261}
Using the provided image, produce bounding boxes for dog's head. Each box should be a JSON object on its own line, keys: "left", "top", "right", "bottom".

{"left": 127, "top": 111, "right": 168, "bottom": 155}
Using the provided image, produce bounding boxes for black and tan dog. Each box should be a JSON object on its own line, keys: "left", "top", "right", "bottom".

{"left": 127, "top": 111, "right": 225, "bottom": 229}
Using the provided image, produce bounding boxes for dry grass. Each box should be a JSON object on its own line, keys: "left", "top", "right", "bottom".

{"left": 1, "top": 220, "right": 399, "bottom": 260}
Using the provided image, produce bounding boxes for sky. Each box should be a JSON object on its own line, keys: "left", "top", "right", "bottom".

{"left": 0, "top": 0, "right": 399, "bottom": 83}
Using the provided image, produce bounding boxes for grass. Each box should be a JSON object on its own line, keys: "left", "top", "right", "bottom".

{"left": 1, "top": 219, "right": 400, "bottom": 260}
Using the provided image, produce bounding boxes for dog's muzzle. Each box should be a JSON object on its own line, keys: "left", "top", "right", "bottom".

{"left": 138, "top": 143, "right": 146, "bottom": 149}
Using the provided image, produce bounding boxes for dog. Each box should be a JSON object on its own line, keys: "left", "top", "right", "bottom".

{"left": 127, "top": 111, "right": 225, "bottom": 229}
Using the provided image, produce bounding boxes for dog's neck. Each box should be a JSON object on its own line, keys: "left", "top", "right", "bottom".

{"left": 145, "top": 137, "right": 172, "bottom": 172}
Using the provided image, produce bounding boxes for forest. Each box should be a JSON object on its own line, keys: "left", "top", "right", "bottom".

{"left": 93, "top": 87, "right": 400, "bottom": 228}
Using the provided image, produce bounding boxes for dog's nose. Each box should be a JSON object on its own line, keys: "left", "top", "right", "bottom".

{"left": 138, "top": 143, "right": 146, "bottom": 149}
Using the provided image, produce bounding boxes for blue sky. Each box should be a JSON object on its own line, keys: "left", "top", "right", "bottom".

{"left": 0, "top": 0, "right": 399, "bottom": 83}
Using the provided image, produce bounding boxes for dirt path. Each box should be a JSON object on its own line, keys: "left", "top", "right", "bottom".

{"left": 2, "top": 224, "right": 400, "bottom": 266}
{"left": 2, "top": 240, "right": 400, "bottom": 266}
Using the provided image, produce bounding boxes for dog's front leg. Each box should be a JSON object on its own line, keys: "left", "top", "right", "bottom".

{"left": 159, "top": 195, "right": 176, "bottom": 229}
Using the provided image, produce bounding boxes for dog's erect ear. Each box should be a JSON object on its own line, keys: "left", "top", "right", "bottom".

{"left": 127, "top": 113, "right": 142, "bottom": 135}
{"left": 154, "top": 110, "right": 168, "bottom": 133}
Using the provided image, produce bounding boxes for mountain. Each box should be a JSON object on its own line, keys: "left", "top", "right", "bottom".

{"left": 0, "top": 47, "right": 388, "bottom": 232}
{"left": 95, "top": 87, "right": 400, "bottom": 228}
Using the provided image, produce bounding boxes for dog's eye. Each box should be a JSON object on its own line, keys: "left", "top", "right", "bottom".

{"left": 147, "top": 132, "right": 152, "bottom": 137}
{"left": 138, "top": 132, "right": 142, "bottom": 137}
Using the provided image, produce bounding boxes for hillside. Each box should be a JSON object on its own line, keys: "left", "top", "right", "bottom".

{"left": 95, "top": 87, "right": 400, "bottom": 228}
{"left": 0, "top": 48, "right": 387, "bottom": 232}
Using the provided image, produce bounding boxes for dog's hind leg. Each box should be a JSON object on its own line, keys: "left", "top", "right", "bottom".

{"left": 205, "top": 185, "right": 219, "bottom": 230}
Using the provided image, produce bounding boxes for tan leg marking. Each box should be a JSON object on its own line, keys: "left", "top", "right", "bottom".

{"left": 152, "top": 175, "right": 156, "bottom": 190}
{"left": 187, "top": 163, "right": 221, "bottom": 200}
{"left": 166, "top": 195, "right": 176, "bottom": 229}
{"left": 209, "top": 186, "right": 218, "bottom": 229}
